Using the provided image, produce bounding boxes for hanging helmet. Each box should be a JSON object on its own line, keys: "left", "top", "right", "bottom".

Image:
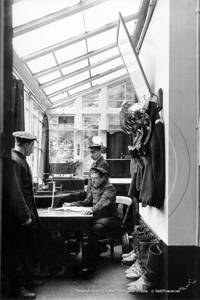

{"left": 119, "top": 101, "right": 151, "bottom": 139}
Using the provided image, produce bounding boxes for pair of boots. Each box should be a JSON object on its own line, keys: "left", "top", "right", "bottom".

{"left": 121, "top": 228, "right": 151, "bottom": 266}
{"left": 127, "top": 243, "right": 163, "bottom": 293}
{"left": 124, "top": 238, "right": 152, "bottom": 280}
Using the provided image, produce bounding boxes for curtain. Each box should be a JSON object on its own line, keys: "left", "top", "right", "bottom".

{"left": 39, "top": 114, "right": 50, "bottom": 180}
{"left": 11, "top": 77, "right": 25, "bottom": 147}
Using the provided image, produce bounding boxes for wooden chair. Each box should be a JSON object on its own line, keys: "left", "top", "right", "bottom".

{"left": 109, "top": 196, "right": 133, "bottom": 259}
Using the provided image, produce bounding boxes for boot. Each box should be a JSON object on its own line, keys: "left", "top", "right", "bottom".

{"left": 122, "top": 252, "right": 138, "bottom": 265}
{"left": 22, "top": 265, "right": 43, "bottom": 290}
{"left": 15, "top": 288, "right": 36, "bottom": 299}
{"left": 127, "top": 273, "right": 152, "bottom": 293}
{"left": 136, "top": 235, "right": 152, "bottom": 251}
{"left": 122, "top": 249, "right": 137, "bottom": 259}
{"left": 125, "top": 263, "right": 145, "bottom": 280}
{"left": 127, "top": 244, "right": 163, "bottom": 293}
{"left": 145, "top": 243, "right": 163, "bottom": 286}
{"left": 125, "top": 241, "right": 153, "bottom": 280}
{"left": 138, "top": 241, "right": 153, "bottom": 267}
{"left": 125, "top": 259, "right": 141, "bottom": 273}
{"left": 10, "top": 269, "right": 36, "bottom": 299}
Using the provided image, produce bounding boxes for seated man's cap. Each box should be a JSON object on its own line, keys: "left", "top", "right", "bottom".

{"left": 12, "top": 131, "right": 38, "bottom": 142}
{"left": 91, "top": 167, "right": 109, "bottom": 176}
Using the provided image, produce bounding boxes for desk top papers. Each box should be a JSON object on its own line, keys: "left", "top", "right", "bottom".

{"left": 53, "top": 206, "right": 92, "bottom": 213}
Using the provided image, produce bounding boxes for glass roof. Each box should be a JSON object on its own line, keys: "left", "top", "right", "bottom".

{"left": 12, "top": 0, "right": 143, "bottom": 110}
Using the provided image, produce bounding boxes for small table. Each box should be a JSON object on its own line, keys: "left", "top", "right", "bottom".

{"left": 38, "top": 208, "right": 93, "bottom": 272}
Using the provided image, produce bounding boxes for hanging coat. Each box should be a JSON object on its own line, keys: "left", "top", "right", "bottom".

{"left": 140, "top": 102, "right": 165, "bottom": 209}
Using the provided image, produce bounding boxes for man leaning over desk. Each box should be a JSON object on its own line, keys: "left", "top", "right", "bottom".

{"left": 62, "top": 167, "right": 121, "bottom": 266}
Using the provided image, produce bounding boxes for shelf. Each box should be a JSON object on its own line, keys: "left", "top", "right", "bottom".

{"left": 106, "top": 159, "right": 131, "bottom": 160}
{"left": 110, "top": 178, "right": 131, "bottom": 184}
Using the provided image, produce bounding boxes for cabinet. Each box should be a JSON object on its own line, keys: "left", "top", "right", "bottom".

{"left": 107, "top": 131, "right": 133, "bottom": 159}
{"left": 106, "top": 159, "right": 131, "bottom": 178}
{"left": 106, "top": 131, "right": 132, "bottom": 178}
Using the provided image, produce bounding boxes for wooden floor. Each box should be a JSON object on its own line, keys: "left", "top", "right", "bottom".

{"left": 3, "top": 242, "right": 198, "bottom": 300}
{"left": 33, "top": 245, "right": 159, "bottom": 300}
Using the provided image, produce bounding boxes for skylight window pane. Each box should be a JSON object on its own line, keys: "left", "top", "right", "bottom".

{"left": 89, "top": 48, "right": 119, "bottom": 64}
{"left": 43, "top": 71, "right": 90, "bottom": 95}
{"left": 55, "top": 41, "right": 87, "bottom": 64}
{"left": 84, "top": 0, "right": 141, "bottom": 31}
{"left": 13, "top": 13, "right": 85, "bottom": 57}
{"left": 87, "top": 29, "right": 116, "bottom": 52}
{"left": 62, "top": 60, "right": 88, "bottom": 75}
{"left": 52, "top": 104, "right": 75, "bottom": 114}
{"left": 49, "top": 92, "right": 68, "bottom": 103}
{"left": 91, "top": 58, "right": 124, "bottom": 77}
{"left": 37, "top": 71, "right": 61, "bottom": 84}
{"left": 26, "top": 54, "right": 56, "bottom": 74}
{"left": 92, "top": 68, "right": 127, "bottom": 86}
{"left": 84, "top": 2, "right": 117, "bottom": 31}
{"left": 13, "top": 0, "right": 79, "bottom": 27}
{"left": 68, "top": 83, "right": 91, "bottom": 95}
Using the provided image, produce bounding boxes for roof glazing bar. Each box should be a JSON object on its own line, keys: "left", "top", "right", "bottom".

{"left": 46, "top": 65, "right": 124, "bottom": 99}
{"left": 13, "top": 0, "right": 109, "bottom": 37}
{"left": 33, "top": 43, "right": 116, "bottom": 78}
{"left": 39, "top": 54, "right": 120, "bottom": 89}
{"left": 49, "top": 74, "right": 129, "bottom": 109}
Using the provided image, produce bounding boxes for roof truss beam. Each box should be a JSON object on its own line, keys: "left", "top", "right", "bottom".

{"left": 13, "top": 0, "right": 109, "bottom": 38}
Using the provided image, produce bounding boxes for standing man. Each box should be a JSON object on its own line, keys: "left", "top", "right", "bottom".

{"left": 87, "top": 143, "right": 110, "bottom": 194}
{"left": 8, "top": 131, "right": 43, "bottom": 299}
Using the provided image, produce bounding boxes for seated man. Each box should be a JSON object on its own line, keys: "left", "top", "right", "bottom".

{"left": 62, "top": 167, "right": 121, "bottom": 264}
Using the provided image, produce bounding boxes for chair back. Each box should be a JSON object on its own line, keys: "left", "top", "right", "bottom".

{"left": 116, "top": 196, "right": 132, "bottom": 226}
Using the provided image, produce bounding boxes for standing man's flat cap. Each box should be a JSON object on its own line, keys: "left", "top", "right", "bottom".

{"left": 12, "top": 131, "right": 37, "bottom": 142}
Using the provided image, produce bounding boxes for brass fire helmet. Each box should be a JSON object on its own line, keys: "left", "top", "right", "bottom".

{"left": 119, "top": 101, "right": 152, "bottom": 154}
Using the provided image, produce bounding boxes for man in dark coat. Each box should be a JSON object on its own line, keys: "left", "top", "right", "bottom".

{"left": 8, "top": 131, "right": 43, "bottom": 299}
{"left": 86, "top": 143, "right": 110, "bottom": 194}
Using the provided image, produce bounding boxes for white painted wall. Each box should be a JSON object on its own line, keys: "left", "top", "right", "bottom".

{"left": 139, "top": 0, "right": 198, "bottom": 246}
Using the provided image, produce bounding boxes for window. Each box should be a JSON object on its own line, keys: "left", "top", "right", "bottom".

{"left": 49, "top": 116, "right": 74, "bottom": 163}
{"left": 83, "top": 115, "right": 101, "bottom": 176}
{"left": 24, "top": 91, "right": 43, "bottom": 184}
{"left": 108, "top": 80, "right": 135, "bottom": 108}
{"left": 108, "top": 115, "right": 121, "bottom": 130}
{"left": 83, "top": 91, "right": 100, "bottom": 108}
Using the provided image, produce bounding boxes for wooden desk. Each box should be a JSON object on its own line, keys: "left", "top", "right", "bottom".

{"left": 38, "top": 208, "right": 93, "bottom": 272}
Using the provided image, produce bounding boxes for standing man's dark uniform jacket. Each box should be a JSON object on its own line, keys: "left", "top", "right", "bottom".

{"left": 10, "top": 149, "right": 42, "bottom": 230}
